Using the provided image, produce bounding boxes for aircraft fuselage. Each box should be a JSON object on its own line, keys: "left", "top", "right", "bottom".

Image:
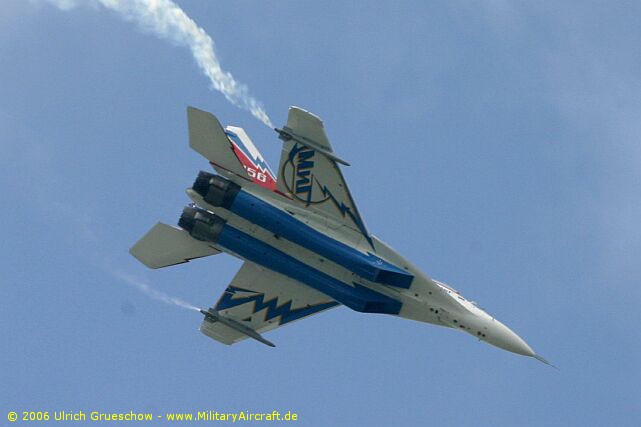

{"left": 180, "top": 172, "right": 536, "bottom": 357}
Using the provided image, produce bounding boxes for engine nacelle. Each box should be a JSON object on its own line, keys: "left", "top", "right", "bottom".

{"left": 178, "top": 206, "right": 226, "bottom": 243}
{"left": 192, "top": 171, "right": 240, "bottom": 209}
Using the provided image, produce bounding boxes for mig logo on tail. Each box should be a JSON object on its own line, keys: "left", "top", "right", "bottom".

{"left": 282, "top": 143, "right": 329, "bottom": 205}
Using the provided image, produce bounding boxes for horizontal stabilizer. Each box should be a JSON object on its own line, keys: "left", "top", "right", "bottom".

{"left": 130, "top": 222, "right": 220, "bottom": 269}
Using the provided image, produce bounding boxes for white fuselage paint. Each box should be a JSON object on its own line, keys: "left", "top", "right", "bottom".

{"left": 187, "top": 187, "right": 536, "bottom": 358}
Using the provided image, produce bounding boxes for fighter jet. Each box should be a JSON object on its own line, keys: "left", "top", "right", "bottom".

{"left": 130, "top": 106, "right": 549, "bottom": 363}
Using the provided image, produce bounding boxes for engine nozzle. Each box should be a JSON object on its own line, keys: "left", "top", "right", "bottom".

{"left": 178, "top": 205, "right": 226, "bottom": 243}
{"left": 192, "top": 171, "right": 240, "bottom": 209}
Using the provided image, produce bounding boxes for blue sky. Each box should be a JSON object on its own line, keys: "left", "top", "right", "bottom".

{"left": 2, "top": 1, "right": 640, "bottom": 425}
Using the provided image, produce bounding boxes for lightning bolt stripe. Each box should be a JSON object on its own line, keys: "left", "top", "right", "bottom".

{"left": 216, "top": 285, "right": 339, "bottom": 325}
{"left": 225, "top": 130, "right": 276, "bottom": 177}
{"left": 318, "top": 182, "right": 373, "bottom": 247}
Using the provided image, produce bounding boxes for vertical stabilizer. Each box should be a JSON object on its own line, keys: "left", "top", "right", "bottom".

{"left": 225, "top": 126, "right": 277, "bottom": 191}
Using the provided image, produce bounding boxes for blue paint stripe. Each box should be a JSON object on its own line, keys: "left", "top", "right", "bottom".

{"left": 230, "top": 190, "right": 414, "bottom": 289}
{"left": 216, "top": 225, "right": 402, "bottom": 315}
{"left": 225, "top": 130, "right": 276, "bottom": 176}
{"left": 215, "top": 286, "right": 339, "bottom": 325}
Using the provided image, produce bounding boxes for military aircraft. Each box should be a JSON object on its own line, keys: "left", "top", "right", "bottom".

{"left": 130, "top": 106, "right": 549, "bottom": 363}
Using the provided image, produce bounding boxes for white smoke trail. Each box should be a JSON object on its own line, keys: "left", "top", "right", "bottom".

{"left": 41, "top": 0, "right": 273, "bottom": 127}
{"left": 111, "top": 269, "right": 200, "bottom": 312}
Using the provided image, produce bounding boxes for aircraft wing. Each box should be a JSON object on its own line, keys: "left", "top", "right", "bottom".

{"left": 200, "top": 261, "right": 339, "bottom": 345}
{"left": 275, "top": 107, "right": 370, "bottom": 242}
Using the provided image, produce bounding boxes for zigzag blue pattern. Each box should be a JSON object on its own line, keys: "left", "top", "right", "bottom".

{"left": 225, "top": 130, "right": 276, "bottom": 176}
{"left": 319, "top": 184, "right": 374, "bottom": 248}
{"left": 216, "top": 286, "right": 339, "bottom": 325}
{"left": 287, "top": 143, "right": 372, "bottom": 247}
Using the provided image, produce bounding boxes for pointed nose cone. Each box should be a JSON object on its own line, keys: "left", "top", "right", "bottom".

{"left": 485, "top": 320, "right": 535, "bottom": 357}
